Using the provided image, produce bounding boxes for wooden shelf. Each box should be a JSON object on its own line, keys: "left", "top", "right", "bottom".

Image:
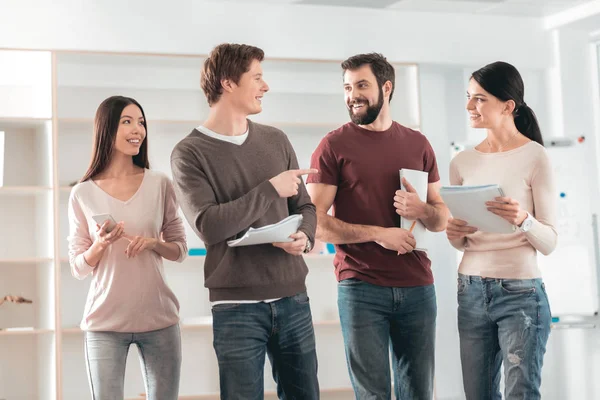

{"left": 54, "top": 117, "right": 420, "bottom": 131}
{"left": 181, "top": 318, "right": 340, "bottom": 329}
{"left": 62, "top": 319, "right": 340, "bottom": 334}
{"left": 0, "top": 117, "right": 52, "bottom": 129}
{"left": 125, "top": 387, "right": 353, "bottom": 399}
{"left": 0, "top": 328, "right": 53, "bottom": 336}
{"left": 61, "top": 327, "right": 83, "bottom": 334}
{"left": 0, "top": 186, "right": 52, "bottom": 195}
{"left": 0, "top": 257, "right": 53, "bottom": 264}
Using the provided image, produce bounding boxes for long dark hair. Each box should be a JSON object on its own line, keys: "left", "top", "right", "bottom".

{"left": 80, "top": 96, "right": 149, "bottom": 182}
{"left": 471, "top": 61, "right": 543, "bottom": 146}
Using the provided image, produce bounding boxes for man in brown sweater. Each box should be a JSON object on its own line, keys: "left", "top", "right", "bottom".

{"left": 171, "top": 43, "right": 319, "bottom": 398}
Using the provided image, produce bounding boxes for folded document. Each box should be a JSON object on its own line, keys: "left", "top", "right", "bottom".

{"left": 440, "top": 184, "right": 515, "bottom": 234}
{"left": 399, "top": 168, "right": 429, "bottom": 251}
{"left": 227, "top": 214, "right": 303, "bottom": 247}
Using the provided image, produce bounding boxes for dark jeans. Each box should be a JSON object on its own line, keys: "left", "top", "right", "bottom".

{"left": 212, "top": 292, "right": 319, "bottom": 399}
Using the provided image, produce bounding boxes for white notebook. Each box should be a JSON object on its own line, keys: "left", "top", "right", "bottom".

{"left": 227, "top": 214, "right": 303, "bottom": 247}
{"left": 399, "top": 169, "right": 429, "bottom": 251}
{"left": 440, "top": 184, "right": 515, "bottom": 234}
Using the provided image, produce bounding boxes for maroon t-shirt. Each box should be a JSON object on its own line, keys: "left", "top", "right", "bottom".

{"left": 308, "top": 122, "right": 440, "bottom": 287}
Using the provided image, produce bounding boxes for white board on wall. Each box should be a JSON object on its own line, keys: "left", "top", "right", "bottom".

{"left": 538, "top": 141, "right": 599, "bottom": 317}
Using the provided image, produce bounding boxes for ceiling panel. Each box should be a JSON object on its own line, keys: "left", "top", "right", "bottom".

{"left": 298, "top": 0, "right": 399, "bottom": 7}
{"left": 235, "top": 0, "right": 595, "bottom": 17}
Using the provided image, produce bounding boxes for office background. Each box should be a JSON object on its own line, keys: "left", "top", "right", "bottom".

{"left": 1, "top": 0, "right": 600, "bottom": 399}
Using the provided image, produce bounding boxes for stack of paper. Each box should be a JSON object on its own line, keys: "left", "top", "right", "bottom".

{"left": 399, "top": 169, "right": 429, "bottom": 251}
{"left": 227, "top": 214, "right": 303, "bottom": 247}
{"left": 440, "top": 184, "right": 515, "bottom": 234}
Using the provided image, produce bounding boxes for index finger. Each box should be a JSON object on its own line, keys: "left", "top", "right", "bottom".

{"left": 97, "top": 222, "right": 108, "bottom": 234}
{"left": 495, "top": 197, "right": 516, "bottom": 204}
{"left": 449, "top": 218, "right": 469, "bottom": 226}
{"left": 292, "top": 168, "right": 319, "bottom": 176}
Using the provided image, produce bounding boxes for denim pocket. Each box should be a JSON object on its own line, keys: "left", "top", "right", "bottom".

{"left": 338, "top": 278, "right": 364, "bottom": 286}
{"left": 540, "top": 281, "right": 552, "bottom": 314}
{"left": 500, "top": 279, "right": 536, "bottom": 294}
{"left": 457, "top": 278, "right": 468, "bottom": 295}
{"left": 212, "top": 303, "right": 242, "bottom": 311}
{"left": 293, "top": 291, "right": 310, "bottom": 304}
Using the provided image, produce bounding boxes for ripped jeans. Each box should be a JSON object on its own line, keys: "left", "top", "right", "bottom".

{"left": 457, "top": 274, "right": 551, "bottom": 400}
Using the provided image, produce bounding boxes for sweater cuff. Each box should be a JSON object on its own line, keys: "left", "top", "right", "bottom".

{"left": 74, "top": 253, "right": 95, "bottom": 278}
{"left": 174, "top": 241, "right": 188, "bottom": 263}
{"left": 523, "top": 217, "right": 557, "bottom": 255}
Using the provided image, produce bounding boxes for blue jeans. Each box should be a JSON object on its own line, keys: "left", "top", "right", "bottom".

{"left": 337, "top": 278, "right": 437, "bottom": 400}
{"left": 211, "top": 292, "right": 319, "bottom": 399}
{"left": 457, "top": 274, "right": 551, "bottom": 400}
{"left": 84, "top": 323, "right": 181, "bottom": 400}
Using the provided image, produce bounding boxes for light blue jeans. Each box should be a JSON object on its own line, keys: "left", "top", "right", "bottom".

{"left": 337, "top": 278, "right": 437, "bottom": 400}
{"left": 457, "top": 274, "right": 551, "bottom": 400}
{"left": 84, "top": 323, "right": 181, "bottom": 400}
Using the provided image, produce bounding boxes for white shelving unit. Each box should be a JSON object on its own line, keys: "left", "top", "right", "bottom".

{"left": 0, "top": 49, "right": 56, "bottom": 400}
{"left": 0, "top": 48, "right": 420, "bottom": 399}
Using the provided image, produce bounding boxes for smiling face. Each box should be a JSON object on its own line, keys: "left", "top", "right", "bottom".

{"left": 228, "top": 59, "right": 270, "bottom": 116}
{"left": 343, "top": 64, "right": 385, "bottom": 125}
{"left": 113, "top": 104, "right": 146, "bottom": 157}
{"left": 466, "top": 78, "right": 513, "bottom": 130}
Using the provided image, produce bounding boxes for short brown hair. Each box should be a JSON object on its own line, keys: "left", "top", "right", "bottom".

{"left": 201, "top": 43, "right": 265, "bottom": 106}
{"left": 341, "top": 53, "right": 395, "bottom": 102}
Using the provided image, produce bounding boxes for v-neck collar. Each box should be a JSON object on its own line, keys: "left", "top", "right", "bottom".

{"left": 90, "top": 170, "right": 147, "bottom": 205}
{"left": 194, "top": 119, "right": 255, "bottom": 148}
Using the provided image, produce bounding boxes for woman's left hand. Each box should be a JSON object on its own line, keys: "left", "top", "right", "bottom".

{"left": 123, "top": 235, "right": 158, "bottom": 258}
{"left": 486, "top": 197, "right": 527, "bottom": 226}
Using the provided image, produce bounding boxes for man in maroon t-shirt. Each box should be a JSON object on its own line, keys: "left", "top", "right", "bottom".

{"left": 307, "top": 53, "right": 449, "bottom": 399}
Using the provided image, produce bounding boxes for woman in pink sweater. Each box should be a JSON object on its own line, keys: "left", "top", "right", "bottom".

{"left": 67, "top": 96, "right": 187, "bottom": 399}
{"left": 446, "top": 62, "right": 557, "bottom": 400}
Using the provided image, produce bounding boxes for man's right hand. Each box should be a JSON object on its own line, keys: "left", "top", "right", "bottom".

{"left": 270, "top": 169, "right": 318, "bottom": 198}
{"left": 375, "top": 227, "right": 416, "bottom": 254}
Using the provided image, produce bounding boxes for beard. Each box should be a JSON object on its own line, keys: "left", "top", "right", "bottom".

{"left": 347, "top": 87, "right": 384, "bottom": 125}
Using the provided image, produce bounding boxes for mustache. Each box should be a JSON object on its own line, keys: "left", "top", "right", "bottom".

{"left": 348, "top": 98, "right": 368, "bottom": 106}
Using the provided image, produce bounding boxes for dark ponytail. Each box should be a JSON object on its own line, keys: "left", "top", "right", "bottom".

{"left": 471, "top": 61, "right": 543, "bottom": 146}
{"left": 514, "top": 103, "right": 543, "bottom": 146}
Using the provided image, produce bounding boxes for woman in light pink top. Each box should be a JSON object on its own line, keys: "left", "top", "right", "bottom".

{"left": 67, "top": 96, "right": 187, "bottom": 400}
{"left": 446, "top": 62, "right": 557, "bottom": 400}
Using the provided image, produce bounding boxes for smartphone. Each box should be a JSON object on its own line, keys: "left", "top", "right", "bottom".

{"left": 92, "top": 214, "right": 118, "bottom": 233}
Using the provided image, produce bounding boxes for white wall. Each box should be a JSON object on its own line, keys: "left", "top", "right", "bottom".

{"left": 6, "top": 0, "right": 600, "bottom": 398}
{"left": 0, "top": 0, "right": 552, "bottom": 67}
{"left": 418, "top": 64, "right": 467, "bottom": 400}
